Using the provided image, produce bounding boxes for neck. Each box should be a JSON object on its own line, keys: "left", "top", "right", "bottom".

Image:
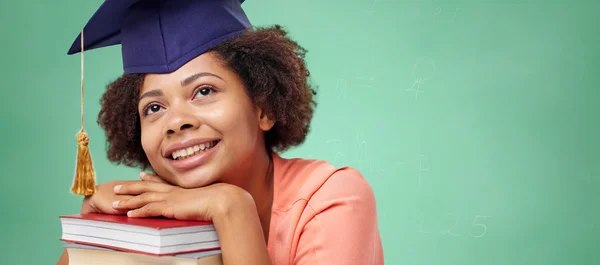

{"left": 238, "top": 149, "right": 274, "bottom": 242}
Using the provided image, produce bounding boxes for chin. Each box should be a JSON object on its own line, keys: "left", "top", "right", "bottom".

{"left": 173, "top": 168, "right": 218, "bottom": 189}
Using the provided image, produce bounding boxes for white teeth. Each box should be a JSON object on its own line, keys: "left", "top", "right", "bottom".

{"left": 170, "top": 141, "right": 217, "bottom": 160}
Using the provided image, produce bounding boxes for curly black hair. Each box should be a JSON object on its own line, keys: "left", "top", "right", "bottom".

{"left": 96, "top": 25, "right": 317, "bottom": 170}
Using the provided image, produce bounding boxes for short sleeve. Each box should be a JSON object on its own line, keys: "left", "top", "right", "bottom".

{"left": 292, "top": 168, "right": 384, "bottom": 265}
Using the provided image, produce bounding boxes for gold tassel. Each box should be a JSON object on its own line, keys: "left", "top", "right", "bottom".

{"left": 72, "top": 129, "right": 96, "bottom": 195}
{"left": 71, "top": 30, "right": 97, "bottom": 196}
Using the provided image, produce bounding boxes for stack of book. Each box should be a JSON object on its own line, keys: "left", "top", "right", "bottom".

{"left": 59, "top": 213, "right": 222, "bottom": 265}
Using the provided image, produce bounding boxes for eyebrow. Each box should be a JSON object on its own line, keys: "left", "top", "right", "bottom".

{"left": 139, "top": 89, "right": 163, "bottom": 101}
{"left": 181, "top": 72, "right": 224, "bottom": 87}
{"left": 139, "top": 72, "right": 224, "bottom": 101}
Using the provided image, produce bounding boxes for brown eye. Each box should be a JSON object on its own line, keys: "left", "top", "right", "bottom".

{"left": 194, "top": 87, "right": 214, "bottom": 98}
{"left": 145, "top": 104, "right": 162, "bottom": 115}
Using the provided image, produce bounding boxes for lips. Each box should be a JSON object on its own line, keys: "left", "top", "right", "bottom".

{"left": 170, "top": 140, "right": 220, "bottom": 160}
{"left": 164, "top": 138, "right": 221, "bottom": 160}
{"left": 166, "top": 138, "right": 221, "bottom": 171}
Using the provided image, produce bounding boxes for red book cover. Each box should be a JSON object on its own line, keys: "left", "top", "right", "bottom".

{"left": 59, "top": 213, "right": 219, "bottom": 256}
{"left": 59, "top": 213, "right": 213, "bottom": 229}
{"left": 60, "top": 240, "right": 221, "bottom": 256}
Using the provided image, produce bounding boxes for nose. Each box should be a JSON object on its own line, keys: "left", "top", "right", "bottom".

{"left": 165, "top": 105, "right": 200, "bottom": 135}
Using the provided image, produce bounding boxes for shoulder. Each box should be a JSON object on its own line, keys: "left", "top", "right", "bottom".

{"left": 271, "top": 153, "right": 376, "bottom": 213}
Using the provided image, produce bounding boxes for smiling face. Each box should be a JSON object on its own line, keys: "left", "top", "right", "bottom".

{"left": 137, "top": 52, "right": 275, "bottom": 188}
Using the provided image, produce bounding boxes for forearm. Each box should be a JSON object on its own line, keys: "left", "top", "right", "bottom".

{"left": 213, "top": 191, "right": 272, "bottom": 265}
{"left": 56, "top": 250, "right": 68, "bottom": 265}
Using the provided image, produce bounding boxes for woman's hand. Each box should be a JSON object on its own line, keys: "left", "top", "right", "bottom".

{"left": 117, "top": 173, "right": 272, "bottom": 265}
{"left": 112, "top": 173, "right": 252, "bottom": 222}
{"left": 80, "top": 172, "right": 167, "bottom": 215}
{"left": 81, "top": 180, "right": 135, "bottom": 215}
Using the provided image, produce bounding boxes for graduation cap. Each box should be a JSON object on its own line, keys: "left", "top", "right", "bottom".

{"left": 68, "top": 0, "right": 252, "bottom": 196}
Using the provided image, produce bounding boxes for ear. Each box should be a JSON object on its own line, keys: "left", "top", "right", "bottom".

{"left": 257, "top": 108, "right": 275, "bottom": 132}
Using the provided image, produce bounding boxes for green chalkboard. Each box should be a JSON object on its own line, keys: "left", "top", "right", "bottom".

{"left": 0, "top": 0, "right": 598, "bottom": 264}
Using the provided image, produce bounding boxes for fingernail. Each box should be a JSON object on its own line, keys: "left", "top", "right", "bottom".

{"left": 127, "top": 210, "right": 133, "bottom": 217}
{"left": 139, "top": 172, "right": 147, "bottom": 179}
{"left": 112, "top": 201, "right": 120, "bottom": 208}
{"left": 114, "top": 185, "right": 122, "bottom": 192}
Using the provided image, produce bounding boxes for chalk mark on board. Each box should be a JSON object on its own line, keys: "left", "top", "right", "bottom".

{"left": 356, "top": 132, "right": 368, "bottom": 164}
{"left": 408, "top": 57, "right": 436, "bottom": 100}
{"left": 356, "top": 76, "right": 376, "bottom": 81}
{"left": 440, "top": 213, "right": 461, "bottom": 236}
{"left": 335, "top": 78, "right": 348, "bottom": 100}
{"left": 468, "top": 215, "right": 492, "bottom": 238}
{"left": 326, "top": 139, "right": 342, "bottom": 145}
{"left": 356, "top": 76, "right": 376, "bottom": 88}
{"left": 334, "top": 152, "right": 347, "bottom": 167}
{"left": 433, "top": 6, "right": 442, "bottom": 23}
{"left": 412, "top": 56, "right": 436, "bottom": 81}
{"left": 365, "top": 0, "right": 380, "bottom": 15}
{"left": 326, "top": 139, "right": 347, "bottom": 167}
{"left": 418, "top": 155, "right": 430, "bottom": 189}
{"left": 416, "top": 218, "right": 429, "bottom": 234}
{"left": 453, "top": 8, "right": 461, "bottom": 20}
{"left": 406, "top": 77, "right": 424, "bottom": 100}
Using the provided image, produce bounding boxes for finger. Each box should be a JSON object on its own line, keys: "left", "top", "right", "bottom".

{"left": 114, "top": 181, "right": 174, "bottom": 195}
{"left": 83, "top": 195, "right": 134, "bottom": 215}
{"left": 139, "top": 172, "right": 168, "bottom": 184}
{"left": 127, "top": 201, "right": 174, "bottom": 219}
{"left": 113, "top": 192, "right": 167, "bottom": 210}
{"left": 111, "top": 195, "right": 137, "bottom": 215}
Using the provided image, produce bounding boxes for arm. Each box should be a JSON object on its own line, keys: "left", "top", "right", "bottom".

{"left": 293, "top": 168, "right": 384, "bottom": 265}
{"left": 112, "top": 181, "right": 273, "bottom": 265}
{"left": 213, "top": 185, "right": 272, "bottom": 265}
{"left": 56, "top": 251, "right": 68, "bottom": 265}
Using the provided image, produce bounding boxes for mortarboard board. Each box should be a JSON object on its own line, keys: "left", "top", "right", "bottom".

{"left": 68, "top": 0, "right": 251, "bottom": 74}
{"left": 68, "top": 0, "right": 253, "bottom": 196}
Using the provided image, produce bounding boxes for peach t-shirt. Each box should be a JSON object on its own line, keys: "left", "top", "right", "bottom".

{"left": 266, "top": 153, "right": 384, "bottom": 265}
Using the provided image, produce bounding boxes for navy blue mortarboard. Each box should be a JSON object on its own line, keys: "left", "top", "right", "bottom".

{"left": 67, "top": 0, "right": 251, "bottom": 74}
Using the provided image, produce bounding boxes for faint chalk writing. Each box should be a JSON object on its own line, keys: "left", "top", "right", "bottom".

{"left": 325, "top": 139, "right": 346, "bottom": 167}
{"left": 417, "top": 214, "right": 492, "bottom": 238}
{"left": 440, "top": 213, "right": 461, "bottom": 236}
{"left": 412, "top": 56, "right": 436, "bottom": 81}
{"left": 433, "top": 6, "right": 442, "bottom": 23}
{"left": 356, "top": 76, "right": 376, "bottom": 88}
{"left": 453, "top": 8, "right": 461, "bottom": 20}
{"left": 412, "top": 6, "right": 461, "bottom": 22}
{"left": 325, "top": 139, "right": 342, "bottom": 144}
{"left": 416, "top": 217, "right": 429, "bottom": 234}
{"left": 406, "top": 78, "right": 424, "bottom": 100}
{"left": 356, "top": 132, "right": 368, "bottom": 163}
{"left": 468, "top": 215, "right": 492, "bottom": 238}
{"left": 365, "top": 0, "right": 380, "bottom": 15}
{"left": 335, "top": 78, "right": 348, "bottom": 100}
{"left": 407, "top": 57, "right": 436, "bottom": 100}
{"left": 334, "top": 152, "right": 347, "bottom": 167}
{"left": 418, "top": 155, "right": 430, "bottom": 189}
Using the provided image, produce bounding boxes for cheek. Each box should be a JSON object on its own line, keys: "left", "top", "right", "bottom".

{"left": 210, "top": 102, "right": 260, "bottom": 146}
{"left": 140, "top": 124, "right": 161, "bottom": 159}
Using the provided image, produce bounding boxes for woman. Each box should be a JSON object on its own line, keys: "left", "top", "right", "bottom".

{"left": 58, "top": 0, "right": 384, "bottom": 264}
